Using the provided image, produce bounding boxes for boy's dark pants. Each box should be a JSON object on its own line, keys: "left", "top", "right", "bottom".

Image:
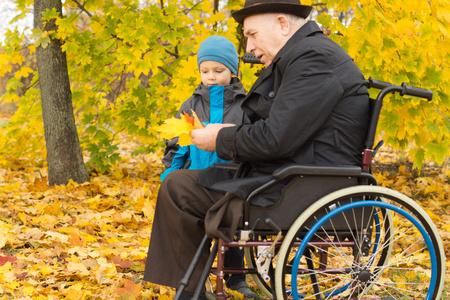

{"left": 144, "top": 169, "right": 245, "bottom": 292}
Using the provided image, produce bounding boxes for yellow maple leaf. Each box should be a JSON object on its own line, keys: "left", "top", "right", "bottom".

{"left": 135, "top": 117, "right": 147, "bottom": 130}
{"left": 27, "top": 177, "right": 49, "bottom": 192}
{"left": 67, "top": 262, "right": 90, "bottom": 276}
{"left": 156, "top": 109, "right": 204, "bottom": 146}
{"left": 115, "top": 279, "right": 142, "bottom": 299}
{"left": 14, "top": 66, "right": 34, "bottom": 79}
{"left": 142, "top": 199, "right": 155, "bottom": 220}
{"left": 156, "top": 116, "right": 193, "bottom": 146}
{"left": 69, "top": 233, "right": 86, "bottom": 247}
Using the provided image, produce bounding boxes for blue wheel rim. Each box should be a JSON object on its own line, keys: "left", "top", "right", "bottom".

{"left": 290, "top": 200, "right": 437, "bottom": 300}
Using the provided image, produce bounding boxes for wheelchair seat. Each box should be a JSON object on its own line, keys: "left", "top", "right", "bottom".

{"left": 246, "top": 165, "right": 367, "bottom": 231}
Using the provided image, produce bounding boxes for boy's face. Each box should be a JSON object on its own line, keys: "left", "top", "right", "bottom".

{"left": 199, "top": 61, "right": 233, "bottom": 86}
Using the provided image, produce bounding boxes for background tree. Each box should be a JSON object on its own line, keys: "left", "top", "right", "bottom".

{"left": 34, "top": 0, "right": 90, "bottom": 185}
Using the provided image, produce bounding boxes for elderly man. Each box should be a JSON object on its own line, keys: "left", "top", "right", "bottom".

{"left": 144, "top": 0, "right": 370, "bottom": 299}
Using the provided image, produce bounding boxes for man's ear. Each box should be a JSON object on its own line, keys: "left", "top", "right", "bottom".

{"left": 277, "top": 15, "right": 291, "bottom": 36}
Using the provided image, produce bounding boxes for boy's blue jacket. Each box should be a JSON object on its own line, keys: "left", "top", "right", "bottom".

{"left": 161, "top": 77, "right": 247, "bottom": 181}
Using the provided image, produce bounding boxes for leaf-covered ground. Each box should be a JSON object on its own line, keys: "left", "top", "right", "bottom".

{"left": 0, "top": 140, "right": 449, "bottom": 299}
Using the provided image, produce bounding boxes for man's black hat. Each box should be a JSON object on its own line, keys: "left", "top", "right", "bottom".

{"left": 232, "top": 0, "right": 313, "bottom": 24}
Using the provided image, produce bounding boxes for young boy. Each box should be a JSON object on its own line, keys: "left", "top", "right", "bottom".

{"left": 160, "top": 35, "right": 247, "bottom": 181}
{"left": 159, "top": 35, "right": 258, "bottom": 299}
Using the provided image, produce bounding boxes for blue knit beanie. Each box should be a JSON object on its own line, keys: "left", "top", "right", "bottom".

{"left": 197, "top": 35, "right": 239, "bottom": 75}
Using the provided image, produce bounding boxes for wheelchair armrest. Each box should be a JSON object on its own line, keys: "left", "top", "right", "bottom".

{"left": 212, "top": 162, "right": 241, "bottom": 171}
{"left": 272, "top": 165, "right": 362, "bottom": 181}
{"left": 213, "top": 162, "right": 251, "bottom": 179}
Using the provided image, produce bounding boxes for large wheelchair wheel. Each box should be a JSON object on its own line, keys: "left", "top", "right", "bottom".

{"left": 275, "top": 185, "right": 445, "bottom": 300}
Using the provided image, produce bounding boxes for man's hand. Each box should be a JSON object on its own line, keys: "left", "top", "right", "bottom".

{"left": 190, "top": 123, "right": 235, "bottom": 152}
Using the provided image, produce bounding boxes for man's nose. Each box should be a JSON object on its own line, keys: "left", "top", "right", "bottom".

{"left": 246, "top": 41, "right": 255, "bottom": 53}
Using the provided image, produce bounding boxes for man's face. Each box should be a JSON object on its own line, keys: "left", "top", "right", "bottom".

{"left": 243, "top": 14, "right": 284, "bottom": 66}
{"left": 199, "top": 61, "right": 233, "bottom": 86}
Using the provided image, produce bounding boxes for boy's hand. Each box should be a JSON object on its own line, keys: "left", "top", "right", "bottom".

{"left": 191, "top": 123, "right": 235, "bottom": 152}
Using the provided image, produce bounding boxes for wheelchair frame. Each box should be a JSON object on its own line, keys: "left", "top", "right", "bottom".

{"left": 175, "top": 78, "right": 445, "bottom": 300}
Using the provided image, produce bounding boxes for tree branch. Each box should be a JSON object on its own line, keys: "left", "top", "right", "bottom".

{"left": 431, "top": 103, "right": 450, "bottom": 122}
{"left": 164, "top": 48, "right": 179, "bottom": 59}
{"left": 158, "top": 66, "right": 172, "bottom": 77}
{"left": 375, "top": 0, "right": 386, "bottom": 12}
{"left": 72, "top": 0, "right": 93, "bottom": 17}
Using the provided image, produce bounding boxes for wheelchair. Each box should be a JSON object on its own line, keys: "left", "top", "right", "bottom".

{"left": 176, "top": 78, "right": 446, "bottom": 300}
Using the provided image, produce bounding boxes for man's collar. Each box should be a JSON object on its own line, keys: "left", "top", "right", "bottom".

{"left": 271, "top": 21, "right": 323, "bottom": 65}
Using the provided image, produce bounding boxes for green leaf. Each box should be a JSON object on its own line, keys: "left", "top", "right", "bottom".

{"left": 425, "top": 65, "right": 443, "bottom": 86}
{"left": 42, "top": 8, "right": 60, "bottom": 21}
{"left": 82, "top": 113, "right": 95, "bottom": 124}
{"left": 61, "top": 41, "right": 78, "bottom": 53}
{"left": 6, "top": 77, "right": 24, "bottom": 90}
{"left": 85, "top": 125, "right": 97, "bottom": 135}
{"left": 424, "top": 142, "right": 450, "bottom": 165}
{"left": 94, "top": 130, "right": 109, "bottom": 140}
{"left": 437, "top": 90, "right": 449, "bottom": 106}
{"left": 412, "top": 148, "right": 425, "bottom": 170}
{"left": 30, "top": 28, "right": 51, "bottom": 49}
{"left": 161, "top": 30, "right": 181, "bottom": 44}
{"left": 425, "top": 120, "right": 441, "bottom": 136}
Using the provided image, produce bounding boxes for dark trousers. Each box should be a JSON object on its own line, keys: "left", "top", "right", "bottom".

{"left": 143, "top": 169, "right": 244, "bottom": 292}
{"left": 224, "top": 247, "right": 246, "bottom": 287}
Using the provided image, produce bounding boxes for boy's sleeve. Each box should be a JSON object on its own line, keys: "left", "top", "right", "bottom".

{"left": 160, "top": 142, "right": 190, "bottom": 181}
{"left": 161, "top": 137, "right": 180, "bottom": 169}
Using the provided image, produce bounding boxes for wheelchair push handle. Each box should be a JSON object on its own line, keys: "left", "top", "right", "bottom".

{"left": 400, "top": 82, "right": 433, "bottom": 101}
{"left": 242, "top": 53, "right": 263, "bottom": 64}
{"left": 366, "top": 77, "right": 433, "bottom": 101}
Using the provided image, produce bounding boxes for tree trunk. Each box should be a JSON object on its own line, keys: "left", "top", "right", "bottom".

{"left": 34, "top": 0, "right": 90, "bottom": 185}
